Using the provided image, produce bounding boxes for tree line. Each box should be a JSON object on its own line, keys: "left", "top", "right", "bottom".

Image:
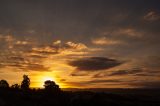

{"left": 0, "top": 75, "right": 60, "bottom": 92}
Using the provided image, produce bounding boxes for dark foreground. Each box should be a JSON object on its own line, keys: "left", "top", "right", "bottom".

{"left": 0, "top": 88, "right": 160, "bottom": 106}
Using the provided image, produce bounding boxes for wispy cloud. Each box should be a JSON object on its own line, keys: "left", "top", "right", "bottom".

{"left": 0, "top": 35, "right": 90, "bottom": 72}
{"left": 92, "top": 37, "right": 124, "bottom": 45}
{"left": 109, "top": 68, "right": 143, "bottom": 76}
{"left": 144, "top": 11, "right": 160, "bottom": 21}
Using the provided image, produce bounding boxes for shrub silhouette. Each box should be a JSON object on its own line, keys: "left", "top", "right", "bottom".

{"left": 44, "top": 80, "right": 60, "bottom": 92}
{"left": 0, "top": 80, "right": 9, "bottom": 88}
{"left": 21, "top": 75, "right": 30, "bottom": 90}
{"left": 11, "top": 84, "right": 20, "bottom": 89}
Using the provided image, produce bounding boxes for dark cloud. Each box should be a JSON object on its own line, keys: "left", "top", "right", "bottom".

{"left": 129, "top": 81, "right": 160, "bottom": 88}
{"left": 87, "top": 79, "right": 122, "bottom": 84}
{"left": 133, "top": 73, "right": 155, "bottom": 76}
{"left": 0, "top": 62, "right": 50, "bottom": 72}
{"left": 70, "top": 70, "right": 91, "bottom": 76}
{"left": 60, "top": 79, "right": 66, "bottom": 82}
{"left": 65, "top": 80, "right": 160, "bottom": 88}
{"left": 32, "top": 49, "right": 58, "bottom": 56}
{"left": 93, "top": 67, "right": 160, "bottom": 78}
{"left": 92, "top": 72, "right": 107, "bottom": 78}
{"left": 92, "top": 68, "right": 146, "bottom": 78}
{"left": 69, "top": 57, "right": 123, "bottom": 71}
{"left": 0, "top": 55, "right": 26, "bottom": 68}
{"left": 0, "top": 0, "right": 159, "bottom": 43}
{"left": 25, "top": 63, "right": 50, "bottom": 71}
{"left": 0, "top": 53, "right": 49, "bottom": 71}
{"left": 109, "top": 68, "right": 143, "bottom": 76}
{"left": 8, "top": 56, "right": 25, "bottom": 61}
{"left": 71, "top": 73, "right": 89, "bottom": 76}
{"left": 27, "top": 54, "right": 47, "bottom": 59}
{"left": 65, "top": 79, "right": 123, "bottom": 87}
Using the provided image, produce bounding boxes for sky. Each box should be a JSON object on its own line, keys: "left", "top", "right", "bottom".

{"left": 0, "top": 0, "right": 160, "bottom": 88}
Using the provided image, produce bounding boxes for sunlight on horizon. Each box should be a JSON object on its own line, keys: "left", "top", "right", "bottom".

{"left": 30, "top": 72, "right": 67, "bottom": 88}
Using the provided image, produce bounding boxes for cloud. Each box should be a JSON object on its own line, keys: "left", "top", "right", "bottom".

{"left": 92, "top": 67, "right": 153, "bottom": 78}
{"left": 7, "top": 63, "right": 49, "bottom": 72}
{"left": 65, "top": 41, "right": 87, "bottom": 50}
{"left": 115, "top": 28, "right": 144, "bottom": 38}
{"left": 27, "top": 54, "right": 47, "bottom": 59}
{"left": 91, "top": 28, "right": 144, "bottom": 48}
{"left": 129, "top": 81, "right": 160, "bottom": 88}
{"left": 68, "top": 57, "right": 123, "bottom": 71}
{"left": 0, "top": 35, "right": 14, "bottom": 42}
{"left": 104, "top": 28, "right": 144, "bottom": 39}
{"left": 0, "top": 63, "right": 5, "bottom": 69}
{"left": 144, "top": 11, "right": 160, "bottom": 21}
{"left": 24, "top": 63, "right": 50, "bottom": 71}
{"left": 87, "top": 79, "right": 122, "bottom": 84}
{"left": 0, "top": 62, "right": 49, "bottom": 72}
{"left": 141, "top": 56, "right": 160, "bottom": 69}
{"left": 92, "top": 37, "right": 124, "bottom": 45}
{"left": 60, "top": 79, "right": 66, "bottom": 82}
{"left": 0, "top": 35, "right": 32, "bottom": 46}
{"left": 92, "top": 68, "right": 145, "bottom": 78}
{"left": 0, "top": 35, "right": 49, "bottom": 72}
{"left": 92, "top": 72, "right": 107, "bottom": 78}
{"left": 70, "top": 71, "right": 90, "bottom": 76}
{"left": 65, "top": 79, "right": 160, "bottom": 88}
{"left": 53, "top": 40, "right": 61, "bottom": 45}
{"left": 0, "top": 34, "right": 34, "bottom": 52}
{"left": 8, "top": 56, "right": 25, "bottom": 61}
{"left": 15, "top": 40, "right": 30, "bottom": 45}
{"left": 0, "top": 54, "right": 49, "bottom": 71}
{"left": 32, "top": 46, "right": 58, "bottom": 55}
{"left": 31, "top": 41, "right": 88, "bottom": 56}
{"left": 0, "top": 37, "right": 89, "bottom": 72}
{"left": 109, "top": 68, "right": 143, "bottom": 76}
{"left": 64, "top": 79, "right": 124, "bottom": 87}
{"left": 52, "top": 40, "right": 87, "bottom": 50}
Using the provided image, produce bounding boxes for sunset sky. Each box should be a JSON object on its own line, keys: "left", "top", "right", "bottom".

{"left": 0, "top": 0, "right": 160, "bottom": 88}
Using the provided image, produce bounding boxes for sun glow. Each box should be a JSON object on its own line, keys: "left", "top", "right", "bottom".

{"left": 30, "top": 72, "right": 67, "bottom": 88}
{"left": 38, "top": 75, "right": 56, "bottom": 88}
{"left": 42, "top": 76, "right": 54, "bottom": 82}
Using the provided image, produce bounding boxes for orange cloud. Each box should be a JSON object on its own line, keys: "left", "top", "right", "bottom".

{"left": 16, "top": 41, "right": 30, "bottom": 45}
{"left": 92, "top": 37, "right": 124, "bottom": 45}
{"left": 65, "top": 41, "right": 87, "bottom": 50}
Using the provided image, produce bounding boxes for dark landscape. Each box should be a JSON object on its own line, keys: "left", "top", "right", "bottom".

{"left": 0, "top": 75, "right": 160, "bottom": 106}
{"left": 0, "top": 88, "right": 160, "bottom": 106}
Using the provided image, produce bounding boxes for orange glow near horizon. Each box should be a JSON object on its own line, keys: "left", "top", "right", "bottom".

{"left": 30, "top": 72, "right": 66, "bottom": 88}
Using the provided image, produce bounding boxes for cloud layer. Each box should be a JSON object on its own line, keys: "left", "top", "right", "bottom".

{"left": 69, "top": 57, "right": 122, "bottom": 71}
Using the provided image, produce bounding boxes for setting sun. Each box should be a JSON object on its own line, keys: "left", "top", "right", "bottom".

{"left": 39, "top": 76, "right": 56, "bottom": 88}
{"left": 29, "top": 72, "right": 57, "bottom": 88}
{"left": 42, "top": 76, "right": 54, "bottom": 82}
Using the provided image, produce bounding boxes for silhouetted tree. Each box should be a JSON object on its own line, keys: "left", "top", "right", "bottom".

{"left": 21, "top": 75, "right": 30, "bottom": 90}
{"left": 44, "top": 80, "right": 60, "bottom": 92}
{"left": 11, "top": 84, "right": 20, "bottom": 89}
{"left": 0, "top": 80, "right": 9, "bottom": 88}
